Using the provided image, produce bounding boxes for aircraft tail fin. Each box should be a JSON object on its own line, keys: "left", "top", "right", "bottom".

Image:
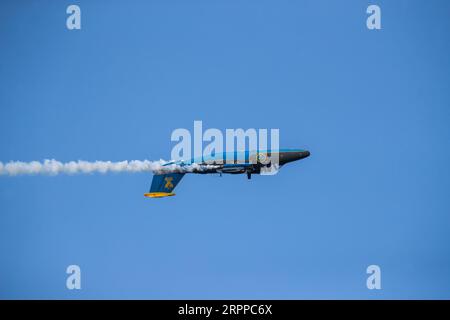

{"left": 144, "top": 173, "right": 185, "bottom": 198}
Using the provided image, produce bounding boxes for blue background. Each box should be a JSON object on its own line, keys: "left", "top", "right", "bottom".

{"left": 1, "top": 0, "right": 449, "bottom": 299}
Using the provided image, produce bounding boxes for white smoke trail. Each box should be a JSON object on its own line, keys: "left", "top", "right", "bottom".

{"left": 0, "top": 159, "right": 205, "bottom": 176}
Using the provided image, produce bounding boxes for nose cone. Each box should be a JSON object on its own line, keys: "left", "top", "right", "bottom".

{"left": 300, "top": 150, "right": 310, "bottom": 159}
{"left": 279, "top": 150, "right": 310, "bottom": 164}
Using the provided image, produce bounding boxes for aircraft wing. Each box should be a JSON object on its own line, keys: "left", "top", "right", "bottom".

{"left": 144, "top": 173, "right": 185, "bottom": 198}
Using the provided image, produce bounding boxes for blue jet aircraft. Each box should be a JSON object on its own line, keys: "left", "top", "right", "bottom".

{"left": 144, "top": 149, "right": 310, "bottom": 198}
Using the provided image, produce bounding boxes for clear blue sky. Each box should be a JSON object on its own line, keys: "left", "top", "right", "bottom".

{"left": 1, "top": 0, "right": 449, "bottom": 299}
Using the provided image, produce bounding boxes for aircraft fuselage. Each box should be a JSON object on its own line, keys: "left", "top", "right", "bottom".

{"left": 166, "top": 149, "right": 310, "bottom": 177}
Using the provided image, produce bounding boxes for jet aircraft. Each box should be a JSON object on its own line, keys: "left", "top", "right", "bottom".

{"left": 144, "top": 149, "right": 310, "bottom": 198}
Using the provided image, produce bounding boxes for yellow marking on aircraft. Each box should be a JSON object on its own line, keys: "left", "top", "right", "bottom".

{"left": 144, "top": 192, "right": 175, "bottom": 198}
{"left": 164, "top": 177, "right": 174, "bottom": 189}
